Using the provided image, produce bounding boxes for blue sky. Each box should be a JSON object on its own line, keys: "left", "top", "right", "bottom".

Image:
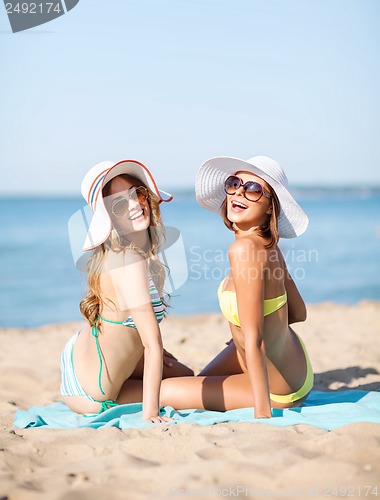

{"left": 1, "top": 0, "right": 379, "bottom": 195}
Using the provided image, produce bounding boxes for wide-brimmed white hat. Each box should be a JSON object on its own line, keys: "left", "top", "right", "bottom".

{"left": 81, "top": 159, "right": 173, "bottom": 251}
{"left": 195, "top": 155, "right": 308, "bottom": 238}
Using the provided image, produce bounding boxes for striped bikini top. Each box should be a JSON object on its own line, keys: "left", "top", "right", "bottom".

{"left": 98, "top": 275, "right": 165, "bottom": 329}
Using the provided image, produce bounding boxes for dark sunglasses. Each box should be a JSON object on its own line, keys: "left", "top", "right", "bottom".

{"left": 224, "top": 175, "right": 271, "bottom": 202}
{"left": 111, "top": 186, "right": 148, "bottom": 218}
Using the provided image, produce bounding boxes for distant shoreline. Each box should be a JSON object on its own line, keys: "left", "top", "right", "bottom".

{"left": 1, "top": 184, "right": 380, "bottom": 199}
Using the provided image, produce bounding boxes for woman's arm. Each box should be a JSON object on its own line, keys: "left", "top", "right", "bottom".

{"left": 107, "top": 250, "right": 164, "bottom": 421}
{"left": 229, "top": 239, "right": 272, "bottom": 418}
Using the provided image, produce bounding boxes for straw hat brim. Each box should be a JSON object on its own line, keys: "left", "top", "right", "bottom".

{"left": 195, "top": 156, "right": 308, "bottom": 238}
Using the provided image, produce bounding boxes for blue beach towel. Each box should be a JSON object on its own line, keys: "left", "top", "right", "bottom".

{"left": 13, "top": 390, "right": 380, "bottom": 431}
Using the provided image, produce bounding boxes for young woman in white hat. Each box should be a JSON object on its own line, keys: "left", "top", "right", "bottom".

{"left": 60, "top": 160, "right": 193, "bottom": 422}
{"left": 160, "top": 155, "right": 313, "bottom": 418}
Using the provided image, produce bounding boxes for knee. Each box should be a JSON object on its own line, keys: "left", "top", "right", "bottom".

{"left": 160, "top": 378, "right": 171, "bottom": 407}
{"left": 160, "top": 378, "right": 185, "bottom": 408}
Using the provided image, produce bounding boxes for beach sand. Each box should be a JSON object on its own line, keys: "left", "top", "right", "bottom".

{"left": 1, "top": 301, "right": 379, "bottom": 499}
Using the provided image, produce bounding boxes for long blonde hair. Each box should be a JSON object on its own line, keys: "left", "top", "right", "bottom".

{"left": 79, "top": 174, "right": 168, "bottom": 326}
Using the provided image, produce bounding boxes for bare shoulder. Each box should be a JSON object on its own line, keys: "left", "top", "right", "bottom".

{"left": 229, "top": 236, "right": 256, "bottom": 254}
{"left": 104, "top": 247, "right": 146, "bottom": 274}
{"left": 228, "top": 236, "right": 267, "bottom": 264}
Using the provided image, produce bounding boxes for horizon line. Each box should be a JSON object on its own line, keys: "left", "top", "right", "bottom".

{"left": 1, "top": 183, "right": 380, "bottom": 199}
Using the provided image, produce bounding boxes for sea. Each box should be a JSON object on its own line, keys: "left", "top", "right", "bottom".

{"left": 1, "top": 188, "right": 379, "bottom": 328}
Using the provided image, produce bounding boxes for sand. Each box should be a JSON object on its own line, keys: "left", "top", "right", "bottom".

{"left": 1, "top": 301, "right": 379, "bottom": 500}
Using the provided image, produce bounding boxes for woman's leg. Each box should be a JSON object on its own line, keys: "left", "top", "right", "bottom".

{"left": 160, "top": 373, "right": 309, "bottom": 411}
{"left": 162, "top": 356, "right": 194, "bottom": 378}
{"left": 160, "top": 373, "right": 253, "bottom": 411}
{"left": 198, "top": 340, "right": 245, "bottom": 376}
{"left": 115, "top": 378, "right": 144, "bottom": 405}
{"left": 115, "top": 350, "right": 194, "bottom": 405}
{"left": 116, "top": 344, "right": 250, "bottom": 409}
{"left": 129, "top": 352, "right": 194, "bottom": 380}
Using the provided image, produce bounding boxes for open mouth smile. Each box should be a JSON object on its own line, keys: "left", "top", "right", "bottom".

{"left": 231, "top": 199, "right": 248, "bottom": 211}
{"left": 129, "top": 208, "right": 145, "bottom": 221}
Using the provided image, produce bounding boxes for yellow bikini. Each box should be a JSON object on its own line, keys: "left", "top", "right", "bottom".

{"left": 218, "top": 278, "right": 288, "bottom": 326}
{"left": 217, "top": 277, "right": 314, "bottom": 403}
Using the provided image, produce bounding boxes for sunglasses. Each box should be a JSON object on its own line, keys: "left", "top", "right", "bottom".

{"left": 224, "top": 175, "right": 271, "bottom": 202}
{"left": 111, "top": 186, "right": 148, "bottom": 218}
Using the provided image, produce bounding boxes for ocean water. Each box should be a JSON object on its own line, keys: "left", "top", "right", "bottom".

{"left": 1, "top": 189, "right": 379, "bottom": 327}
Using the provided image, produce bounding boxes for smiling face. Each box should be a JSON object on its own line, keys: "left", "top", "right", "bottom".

{"left": 103, "top": 174, "right": 151, "bottom": 236}
{"left": 225, "top": 171, "right": 273, "bottom": 232}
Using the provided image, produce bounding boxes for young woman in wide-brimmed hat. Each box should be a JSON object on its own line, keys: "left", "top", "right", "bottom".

{"left": 60, "top": 160, "right": 193, "bottom": 422}
{"left": 160, "top": 155, "right": 313, "bottom": 418}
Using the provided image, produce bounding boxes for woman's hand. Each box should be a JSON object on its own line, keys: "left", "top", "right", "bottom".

{"left": 163, "top": 348, "right": 178, "bottom": 367}
{"left": 143, "top": 415, "right": 174, "bottom": 423}
{"left": 254, "top": 411, "right": 272, "bottom": 419}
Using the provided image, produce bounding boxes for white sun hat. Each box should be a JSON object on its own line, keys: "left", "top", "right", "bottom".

{"left": 195, "top": 155, "right": 308, "bottom": 238}
{"left": 81, "top": 159, "right": 173, "bottom": 251}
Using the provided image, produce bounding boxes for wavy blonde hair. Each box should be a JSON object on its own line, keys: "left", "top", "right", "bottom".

{"left": 79, "top": 174, "right": 169, "bottom": 326}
